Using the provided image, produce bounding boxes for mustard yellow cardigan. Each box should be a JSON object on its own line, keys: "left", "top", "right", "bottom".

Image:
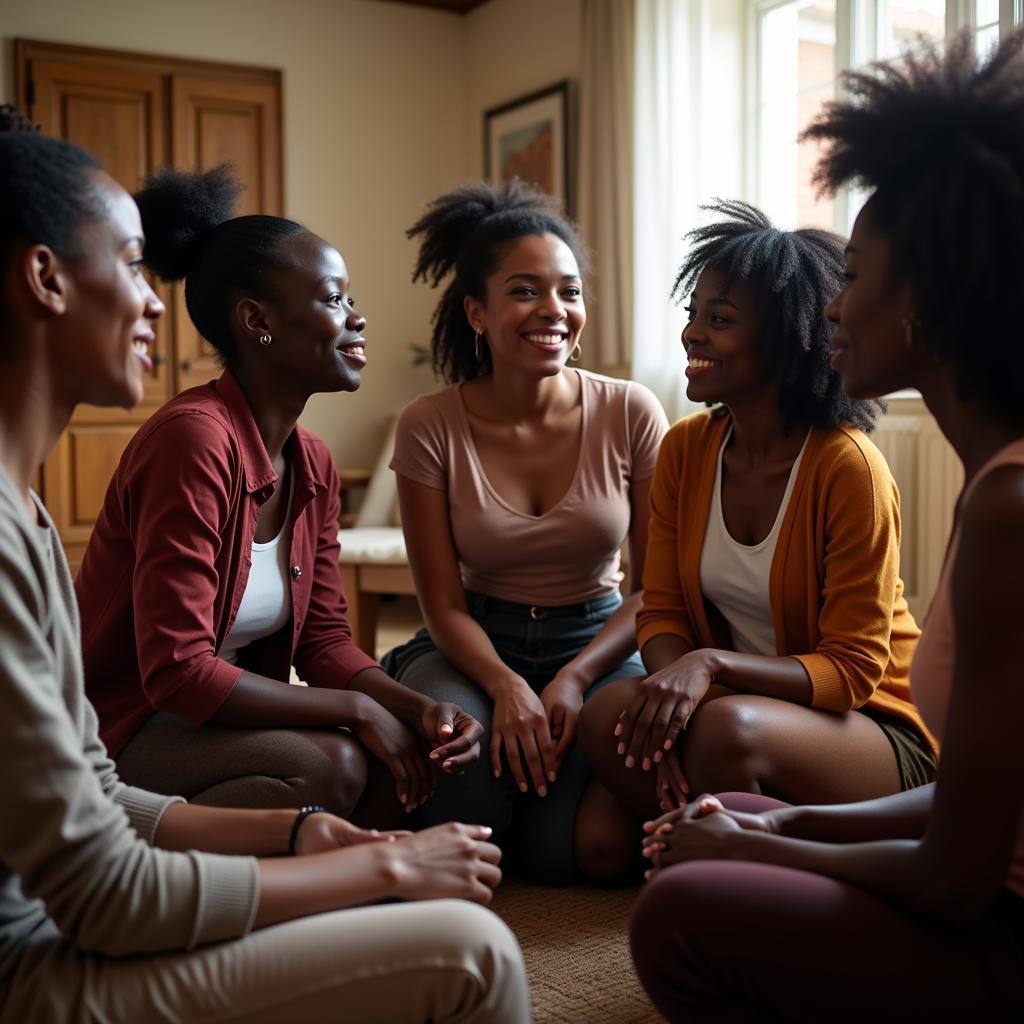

{"left": 638, "top": 409, "right": 935, "bottom": 753}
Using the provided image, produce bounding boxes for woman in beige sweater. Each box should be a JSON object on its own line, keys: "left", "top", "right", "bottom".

{"left": 0, "top": 109, "right": 529, "bottom": 1024}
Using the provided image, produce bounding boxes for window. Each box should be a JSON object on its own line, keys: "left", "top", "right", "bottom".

{"left": 752, "top": 0, "right": 1022, "bottom": 231}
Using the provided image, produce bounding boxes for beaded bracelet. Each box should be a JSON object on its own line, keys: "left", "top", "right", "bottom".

{"left": 288, "top": 804, "right": 326, "bottom": 856}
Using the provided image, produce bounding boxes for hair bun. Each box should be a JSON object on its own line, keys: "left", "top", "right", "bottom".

{"left": 135, "top": 163, "right": 243, "bottom": 281}
{"left": 0, "top": 104, "right": 39, "bottom": 134}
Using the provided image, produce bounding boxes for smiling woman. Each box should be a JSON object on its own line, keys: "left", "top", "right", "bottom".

{"left": 380, "top": 180, "right": 669, "bottom": 885}
{"left": 73, "top": 164, "right": 486, "bottom": 829}
{"left": 579, "top": 199, "right": 936, "bottom": 873}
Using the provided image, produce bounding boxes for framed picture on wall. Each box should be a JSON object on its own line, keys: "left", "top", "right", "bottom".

{"left": 484, "top": 80, "right": 571, "bottom": 213}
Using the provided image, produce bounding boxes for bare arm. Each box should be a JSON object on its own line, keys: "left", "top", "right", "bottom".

{"left": 398, "top": 474, "right": 555, "bottom": 794}
{"left": 770, "top": 783, "right": 934, "bottom": 842}
{"left": 210, "top": 669, "right": 378, "bottom": 728}
{"left": 255, "top": 823, "right": 502, "bottom": 928}
{"left": 548, "top": 477, "right": 655, "bottom": 687}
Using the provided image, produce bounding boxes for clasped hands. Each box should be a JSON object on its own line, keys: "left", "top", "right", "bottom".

{"left": 295, "top": 815, "right": 503, "bottom": 905}
{"left": 614, "top": 650, "right": 717, "bottom": 811}
{"left": 490, "top": 670, "right": 586, "bottom": 796}
{"left": 354, "top": 699, "right": 483, "bottom": 812}
{"left": 640, "top": 794, "right": 776, "bottom": 879}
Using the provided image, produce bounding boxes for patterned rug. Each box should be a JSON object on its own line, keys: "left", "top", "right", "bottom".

{"left": 490, "top": 880, "right": 660, "bottom": 1024}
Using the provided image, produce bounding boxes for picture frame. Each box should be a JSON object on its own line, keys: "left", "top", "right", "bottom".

{"left": 484, "top": 80, "right": 572, "bottom": 213}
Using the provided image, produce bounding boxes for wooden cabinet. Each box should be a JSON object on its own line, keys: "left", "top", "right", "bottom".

{"left": 16, "top": 39, "right": 282, "bottom": 569}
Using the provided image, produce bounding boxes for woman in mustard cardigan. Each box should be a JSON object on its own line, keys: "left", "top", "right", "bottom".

{"left": 580, "top": 201, "right": 935, "bottom": 851}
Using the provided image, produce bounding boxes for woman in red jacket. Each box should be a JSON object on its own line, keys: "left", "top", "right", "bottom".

{"left": 76, "top": 165, "right": 481, "bottom": 825}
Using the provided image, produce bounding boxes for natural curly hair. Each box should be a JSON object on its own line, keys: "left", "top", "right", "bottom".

{"left": 407, "top": 179, "right": 587, "bottom": 383}
{"left": 672, "top": 199, "right": 882, "bottom": 432}
{"left": 803, "top": 28, "right": 1024, "bottom": 423}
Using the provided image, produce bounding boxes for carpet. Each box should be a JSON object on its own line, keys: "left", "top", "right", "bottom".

{"left": 490, "top": 881, "right": 660, "bottom": 1024}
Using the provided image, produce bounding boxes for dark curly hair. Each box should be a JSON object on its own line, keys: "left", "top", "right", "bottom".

{"left": 407, "top": 179, "right": 587, "bottom": 383}
{"left": 135, "top": 164, "right": 307, "bottom": 366}
{"left": 804, "top": 29, "right": 1024, "bottom": 424}
{"left": 672, "top": 199, "right": 882, "bottom": 432}
{"left": 0, "top": 106, "right": 104, "bottom": 293}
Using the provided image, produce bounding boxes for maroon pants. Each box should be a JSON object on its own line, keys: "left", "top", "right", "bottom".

{"left": 629, "top": 794, "right": 1024, "bottom": 1022}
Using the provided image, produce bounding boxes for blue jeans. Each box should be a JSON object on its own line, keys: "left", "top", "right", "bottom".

{"left": 381, "top": 590, "right": 645, "bottom": 885}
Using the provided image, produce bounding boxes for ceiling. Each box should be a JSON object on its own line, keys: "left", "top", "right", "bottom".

{"left": 370, "top": 0, "right": 491, "bottom": 13}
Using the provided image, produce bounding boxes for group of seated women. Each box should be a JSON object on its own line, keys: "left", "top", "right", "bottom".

{"left": 1, "top": 27, "right": 1021, "bottom": 1023}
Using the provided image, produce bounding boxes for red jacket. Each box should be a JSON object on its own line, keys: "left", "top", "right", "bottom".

{"left": 77, "top": 371, "right": 378, "bottom": 755}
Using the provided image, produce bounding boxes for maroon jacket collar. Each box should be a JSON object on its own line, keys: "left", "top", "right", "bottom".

{"left": 213, "top": 370, "right": 328, "bottom": 504}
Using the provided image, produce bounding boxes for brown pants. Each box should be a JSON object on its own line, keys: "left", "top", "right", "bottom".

{"left": 116, "top": 710, "right": 363, "bottom": 813}
{"left": 4, "top": 900, "right": 531, "bottom": 1023}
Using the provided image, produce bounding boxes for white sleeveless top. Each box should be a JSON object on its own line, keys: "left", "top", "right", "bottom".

{"left": 700, "top": 428, "right": 809, "bottom": 656}
{"left": 218, "top": 477, "right": 294, "bottom": 665}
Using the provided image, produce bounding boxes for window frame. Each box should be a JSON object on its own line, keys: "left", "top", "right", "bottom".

{"left": 747, "top": 0, "right": 1022, "bottom": 233}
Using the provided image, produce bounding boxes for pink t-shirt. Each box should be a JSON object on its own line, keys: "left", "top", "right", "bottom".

{"left": 391, "top": 369, "right": 668, "bottom": 605}
{"left": 910, "top": 438, "right": 1024, "bottom": 898}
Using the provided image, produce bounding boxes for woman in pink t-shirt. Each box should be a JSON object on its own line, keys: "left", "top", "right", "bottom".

{"left": 382, "top": 181, "right": 669, "bottom": 885}
{"left": 630, "top": 31, "right": 1024, "bottom": 1019}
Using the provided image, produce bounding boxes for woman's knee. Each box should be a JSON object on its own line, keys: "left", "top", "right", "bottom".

{"left": 299, "top": 731, "right": 369, "bottom": 815}
{"left": 578, "top": 678, "right": 637, "bottom": 761}
{"left": 432, "top": 902, "right": 531, "bottom": 1023}
{"left": 684, "top": 697, "right": 764, "bottom": 781}
{"left": 575, "top": 813, "right": 637, "bottom": 885}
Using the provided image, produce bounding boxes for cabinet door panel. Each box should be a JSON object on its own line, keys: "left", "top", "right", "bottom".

{"left": 30, "top": 58, "right": 173, "bottom": 410}
{"left": 172, "top": 75, "right": 282, "bottom": 393}
{"left": 42, "top": 425, "right": 139, "bottom": 573}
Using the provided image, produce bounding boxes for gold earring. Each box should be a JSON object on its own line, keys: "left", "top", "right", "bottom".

{"left": 474, "top": 330, "right": 483, "bottom": 362}
{"left": 569, "top": 340, "right": 582, "bottom": 362}
{"left": 899, "top": 316, "right": 918, "bottom": 349}
{"left": 259, "top": 333, "right": 272, "bottom": 347}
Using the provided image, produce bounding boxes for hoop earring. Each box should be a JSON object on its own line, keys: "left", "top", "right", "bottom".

{"left": 569, "top": 340, "right": 582, "bottom": 362}
{"left": 259, "top": 333, "right": 272, "bottom": 347}
{"left": 899, "top": 316, "right": 919, "bottom": 350}
{"left": 474, "top": 330, "right": 483, "bottom": 362}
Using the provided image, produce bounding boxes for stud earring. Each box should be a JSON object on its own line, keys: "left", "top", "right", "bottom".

{"left": 569, "top": 340, "right": 582, "bottom": 362}
{"left": 259, "top": 333, "right": 272, "bottom": 347}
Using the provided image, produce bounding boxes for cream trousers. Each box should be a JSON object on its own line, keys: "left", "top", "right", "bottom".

{"left": 4, "top": 899, "right": 531, "bottom": 1023}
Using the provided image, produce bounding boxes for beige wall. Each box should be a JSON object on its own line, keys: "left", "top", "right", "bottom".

{"left": 1, "top": 0, "right": 585, "bottom": 468}
{"left": 465, "top": 0, "right": 583, "bottom": 181}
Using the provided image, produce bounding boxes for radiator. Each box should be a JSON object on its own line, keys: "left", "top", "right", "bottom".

{"left": 870, "top": 399, "right": 963, "bottom": 621}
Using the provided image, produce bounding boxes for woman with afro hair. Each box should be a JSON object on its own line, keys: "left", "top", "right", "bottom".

{"left": 579, "top": 198, "right": 936, "bottom": 875}
{"left": 631, "top": 30, "right": 1024, "bottom": 1020}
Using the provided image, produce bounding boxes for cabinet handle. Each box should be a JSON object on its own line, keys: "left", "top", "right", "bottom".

{"left": 181, "top": 359, "right": 192, "bottom": 372}
{"left": 152, "top": 352, "right": 166, "bottom": 367}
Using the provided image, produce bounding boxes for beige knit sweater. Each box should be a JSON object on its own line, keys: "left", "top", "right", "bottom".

{"left": 0, "top": 466, "right": 259, "bottom": 993}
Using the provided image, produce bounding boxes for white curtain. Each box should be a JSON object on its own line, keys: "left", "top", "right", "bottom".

{"left": 631, "top": 0, "right": 744, "bottom": 422}
{"left": 577, "top": 0, "right": 636, "bottom": 374}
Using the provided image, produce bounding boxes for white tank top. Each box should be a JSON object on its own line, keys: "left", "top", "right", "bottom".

{"left": 219, "top": 476, "right": 294, "bottom": 665}
{"left": 700, "top": 428, "right": 809, "bottom": 656}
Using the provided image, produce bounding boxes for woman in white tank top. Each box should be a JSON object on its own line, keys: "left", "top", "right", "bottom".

{"left": 631, "top": 31, "right": 1024, "bottom": 1020}
{"left": 581, "top": 200, "right": 934, "bottom": 872}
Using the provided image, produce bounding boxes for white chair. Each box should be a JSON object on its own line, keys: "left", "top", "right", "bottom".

{"left": 337, "top": 418, "right": 416, "bottom": 655}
